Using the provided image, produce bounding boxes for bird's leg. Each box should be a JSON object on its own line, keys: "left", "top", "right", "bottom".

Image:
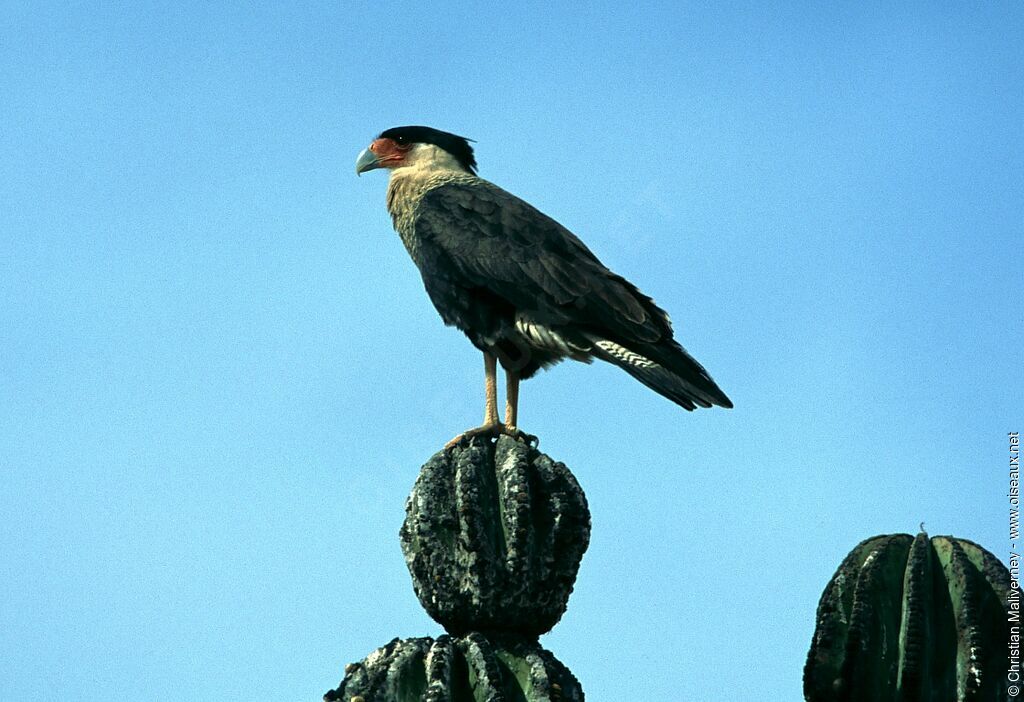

{"left": 483, "top": 351, "right": 499, "bottom": 426}
{"left": 504, "top": 370, "right": 519, "bottom": 430}
{"left": 445, "top": 353, "right": 502, "bottom": 449}
{"left": 445, "top": 353, "right": 537, "bottom": 449}
{"left": 502, "top": 370, "right": 537, "bottom": 446}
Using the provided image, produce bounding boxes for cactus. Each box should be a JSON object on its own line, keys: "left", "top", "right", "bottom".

{"left": 804, "top": 531, "right": 1012, "bottom": 701}
{"left": 325, "top": 436, "right": 591, "bottom": 701}
{"left": 323, "top": 633, "right": 584, "bottom": 702}
{"left": 400, "top": 436, "right": 591, "bottom": 637}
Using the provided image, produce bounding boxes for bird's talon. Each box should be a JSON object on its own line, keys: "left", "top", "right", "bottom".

{"left": 444, "top": 423, "right": 501, "bottom": 450}
{"left": 444, "top": 423, "right": 537, "bottom": 450}
{"left": 505, "top": 426, "right": 538, "bottom": 447}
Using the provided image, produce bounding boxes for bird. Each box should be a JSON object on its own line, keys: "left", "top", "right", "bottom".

{"left": 355, "top": 125, "right": 732, "bottom": 447}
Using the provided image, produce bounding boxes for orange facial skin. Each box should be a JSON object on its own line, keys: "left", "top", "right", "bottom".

{"left": 369, "top": 137, "right": 412, "bottom": 168}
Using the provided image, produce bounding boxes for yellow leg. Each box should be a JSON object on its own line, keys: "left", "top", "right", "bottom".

{"left": 504, "top": 370, "right": 519, "bottom": 430}
{"left": 484, "top": 352, "right": 499, "bottom": 426}
{"left": 445, "top": 352, "right": 537, "bottom": 450}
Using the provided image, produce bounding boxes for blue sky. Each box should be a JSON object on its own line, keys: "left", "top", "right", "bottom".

{"left": 1, "top": 2, "right": 1021, "bottom": 700}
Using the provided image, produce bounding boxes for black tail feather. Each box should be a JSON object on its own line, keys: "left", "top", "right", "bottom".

{"left": 587, "top": 336, "right": 732, "bottom": 411}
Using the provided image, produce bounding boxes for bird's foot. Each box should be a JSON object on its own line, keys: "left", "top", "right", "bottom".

{"left": 444, "top": 423, "right": 538, "bottom": 450}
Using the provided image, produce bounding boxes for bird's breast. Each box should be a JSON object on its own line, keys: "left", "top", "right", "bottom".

{"left": 386, "top": 172, "right": 463, "bottom": 267}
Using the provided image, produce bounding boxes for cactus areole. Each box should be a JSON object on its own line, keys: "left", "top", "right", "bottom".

{"left": 400, "top": 436, "right": 591, "bottom": 637}
{"left": 804, "top": 532, "right": 1012, "bottom": 702}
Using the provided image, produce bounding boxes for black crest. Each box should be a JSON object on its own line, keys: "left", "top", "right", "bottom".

{"left": 379, "top": 125, "right": 477, "bottom": 174}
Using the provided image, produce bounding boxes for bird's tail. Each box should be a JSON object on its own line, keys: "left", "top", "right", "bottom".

{"left": 585, "top": 335, "right": 733, "bottom": 411}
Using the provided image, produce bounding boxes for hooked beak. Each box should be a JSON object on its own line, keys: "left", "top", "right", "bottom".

{"left": 355, "top": 147, "right": 381, "bottom": 176}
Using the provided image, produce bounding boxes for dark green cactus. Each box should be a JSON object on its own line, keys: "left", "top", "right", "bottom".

{"left": 323, "top": 633, "right": 584, "bottom": 702}
{"left": 804, "top": 532, "right": 1012, "bottom": 701}
{"left": 325, "top": 436, "right": 590, "bottom": 700}
{"left": 400, "top": 436, "right": 591, "bottom": 636}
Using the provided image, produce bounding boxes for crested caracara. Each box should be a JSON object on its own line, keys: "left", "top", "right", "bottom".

{"left": 356, "top": 126, "right": 731, "bottom": 446}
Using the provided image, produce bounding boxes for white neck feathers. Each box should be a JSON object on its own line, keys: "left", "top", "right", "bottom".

{"left": 390, "top": 143, "right": 468, "bottom": 178}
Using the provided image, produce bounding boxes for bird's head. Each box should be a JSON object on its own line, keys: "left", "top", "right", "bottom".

{"left": 355, "top": 126, "right": 477, "bottom": 176}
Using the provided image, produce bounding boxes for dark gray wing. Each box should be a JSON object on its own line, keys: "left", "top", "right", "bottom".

{"left": 414, "top": 180, "right": 671, "bottom": 345}
{"left": 414, "top": 179, "right": 733, "bottom": 410}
